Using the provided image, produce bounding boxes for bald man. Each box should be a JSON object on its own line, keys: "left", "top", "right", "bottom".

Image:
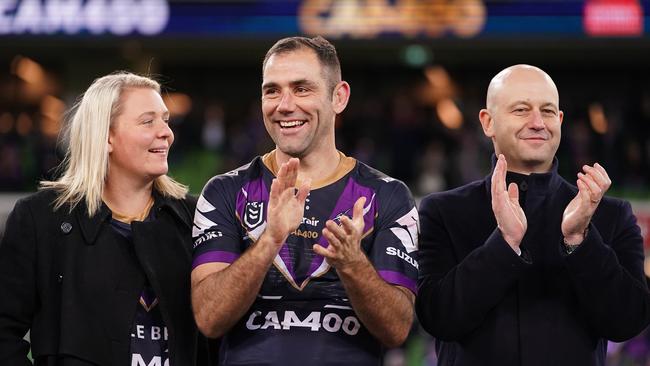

{"left": 415, "top": 65, "right": 650, "bottom": 366}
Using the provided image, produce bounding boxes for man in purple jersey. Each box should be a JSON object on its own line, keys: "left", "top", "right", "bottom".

{"left": 190, "top": 36, "right": 419, "bottom": 365}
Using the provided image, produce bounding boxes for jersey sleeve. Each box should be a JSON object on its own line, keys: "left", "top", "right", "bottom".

{"left": 192, "top": 175, "right": 243, "bottom": 269}
{"left": 368, "top": 180, "right": 419, "bottom": 294}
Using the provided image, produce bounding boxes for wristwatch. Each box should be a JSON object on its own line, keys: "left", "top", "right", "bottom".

{"left": 563, "top": 241, "right": 581, "bottom": 255}
{"left": 563, "top": 228, "right": 589, "bottom": 255}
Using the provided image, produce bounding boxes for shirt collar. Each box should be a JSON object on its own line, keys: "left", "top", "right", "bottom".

{"left": 75, "top": 190, "right": 189, "bottom": 245}
{"left": 485, "top": 154, "right": 562, "bottom": 196}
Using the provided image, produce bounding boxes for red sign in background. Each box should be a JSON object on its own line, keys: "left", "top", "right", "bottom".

{"left": 584, "top": 0, "right": 644, "bottom": 36}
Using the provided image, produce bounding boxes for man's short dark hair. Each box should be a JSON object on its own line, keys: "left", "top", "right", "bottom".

{"left": 263, "top": 36, "right": 342, "bottom": 93}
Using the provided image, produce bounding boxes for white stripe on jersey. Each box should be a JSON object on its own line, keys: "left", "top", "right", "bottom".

{"left": 248, "top": 221, "right": 266, "bottom": 241}
{"left": 324, "top": 305, "right": 353, "bottom": 310}
{"left": 309, "top": 258, "right": 331, "bottom": 280}
{"left": 193, "top": 208, "right": 217, "bottom": 238}
{"left": 362, "top": 193, "right": 376, "bottom": 216}
{"left": 389, "top": 206, "right": 419, "bottom": 253}
{"left": 197, "top": 194, "right": 216, "bottom": 212}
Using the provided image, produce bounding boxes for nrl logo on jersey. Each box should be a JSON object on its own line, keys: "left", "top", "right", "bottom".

{"left": 244, "top": 201, "right": 265, "bottom": 228}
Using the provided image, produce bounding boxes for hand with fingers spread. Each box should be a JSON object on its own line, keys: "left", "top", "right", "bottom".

{"left": 562, "top": 163, "right": 611, "bottom": 244}
{"left": 313, "top": 196, "right": 367, "bottom": 270}
{"left": 491, "top": 154, "right": 527, "bottom": 251}
{"left": 265, "top": 158, "right": 311, "bottom": 246}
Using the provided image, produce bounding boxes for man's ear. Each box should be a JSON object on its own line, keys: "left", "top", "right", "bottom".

{"left": 479, "top": 109, "right": 495, "bottom": 138}
{"left": 332, "top": 81, "right": 350, "bottom": 114}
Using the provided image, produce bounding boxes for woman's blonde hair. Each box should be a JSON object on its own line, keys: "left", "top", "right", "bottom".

{"left": 40, "top": 71, "right": 188, "bottom": 217}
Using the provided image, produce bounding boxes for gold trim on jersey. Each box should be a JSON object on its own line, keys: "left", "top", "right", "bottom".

{"left": 261, "top": 149, "right": 356, "bottom": 189}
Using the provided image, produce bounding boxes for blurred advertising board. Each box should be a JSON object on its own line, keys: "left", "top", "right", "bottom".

{"left": 0, "top": 0, "right": 646, "bottom": 39}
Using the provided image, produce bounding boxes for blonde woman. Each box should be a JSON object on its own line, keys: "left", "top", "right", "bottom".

{"left": 0, "top": 72, "right": 210, "bottom": 365}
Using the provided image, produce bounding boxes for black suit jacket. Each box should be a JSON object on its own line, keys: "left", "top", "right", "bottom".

{"left": 0, "top": 189, "right": 212, "bottom": 366}
{"left": 416, "top": 162, "right": 650, "bottom": 366}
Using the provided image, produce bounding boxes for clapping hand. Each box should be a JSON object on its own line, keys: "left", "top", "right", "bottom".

{"left": 265, "top": 158, "right": 311, "bottom": 246}
{"left": 562, "top": 163, "right": 610, "bottom": 244}
{"left": 491, "top": 154, "right": 527, "bottom": 252}
{"left": 313, "top": 196, "right": 367, "bottom": 271}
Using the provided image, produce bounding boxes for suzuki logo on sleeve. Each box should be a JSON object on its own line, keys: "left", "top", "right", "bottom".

{"left": 244, "top": 202, "right": 265, "bottom": 228}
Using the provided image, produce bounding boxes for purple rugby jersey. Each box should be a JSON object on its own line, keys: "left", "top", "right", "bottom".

{"left": 192, "top": 151, "right": 419, "bottom": 366}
